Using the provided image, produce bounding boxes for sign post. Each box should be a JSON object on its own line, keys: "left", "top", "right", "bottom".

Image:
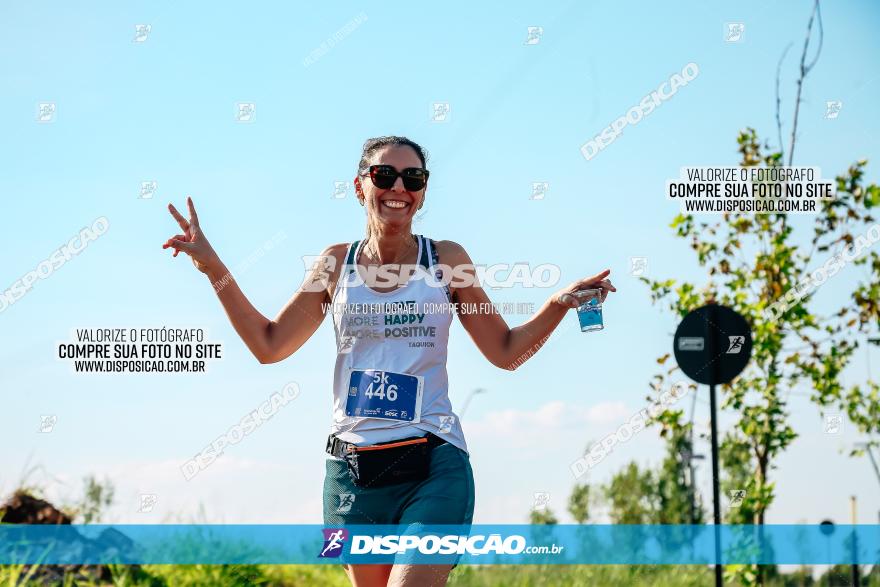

{"left": 673, "top": 303, "right": 752, "bottom": 587}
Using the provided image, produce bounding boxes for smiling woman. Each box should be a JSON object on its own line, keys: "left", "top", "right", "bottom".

{"left": 161, "top": 134, "right": 616, "bottom": 587}
{"left": 355, "top": 137, "right": 430, "bottom": 244}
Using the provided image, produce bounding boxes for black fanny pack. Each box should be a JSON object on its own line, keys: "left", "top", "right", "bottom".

{"left": 326, "top": 433, "right": 446, "bottom": 488}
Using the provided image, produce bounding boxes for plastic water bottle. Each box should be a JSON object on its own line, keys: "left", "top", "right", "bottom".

{"left": 574, "top": 289, "right": 604, "bottom": 333}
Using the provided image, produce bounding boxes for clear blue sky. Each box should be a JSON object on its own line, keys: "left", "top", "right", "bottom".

{"left": 1, "top": 0, "right": 878, "bottom": 526}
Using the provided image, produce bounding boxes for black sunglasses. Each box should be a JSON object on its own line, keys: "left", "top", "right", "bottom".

{"left": 360, "top": 164, "right": 429, "bottom": 191}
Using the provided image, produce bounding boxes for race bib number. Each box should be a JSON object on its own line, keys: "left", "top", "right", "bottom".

{"left": 345, "top": 369, "right": 423, "bottom": 423}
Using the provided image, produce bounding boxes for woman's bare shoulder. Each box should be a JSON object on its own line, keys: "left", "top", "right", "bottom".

{"left": 321, "top": 242, "right": 353, "bottom": 301}
{"left": 324, "top": 242, "right": 351, "bottom": 260}
{"left": 430, "top": 239, "right": 472, "bottom": 300}
{"left": 431, "top": 239, "right": 469, "bottom": 263}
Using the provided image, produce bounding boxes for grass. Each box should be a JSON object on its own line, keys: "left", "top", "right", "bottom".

{"left": 3, "top": 564, "right": 878, "bottom": 586}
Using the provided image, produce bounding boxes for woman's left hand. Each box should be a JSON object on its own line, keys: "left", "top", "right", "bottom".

{"left": 553, "top": 269, "right": 617, "bottom": 308}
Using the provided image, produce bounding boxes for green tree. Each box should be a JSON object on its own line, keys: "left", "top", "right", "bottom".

{"left": 656, "top": 419, "right": 704, "bottom": 525}
{"left": 528, "top": 507, "right": 559, "bottom": 525}
{"left": 720, "top": 430, "right": 758, "bottom": 525}
{"left": 567, "top": 483, "right": 591, "bottom": 524}
{"left": 69, "top": 474, "right": 115, "bottom": 524}
{"left": 645, "top": 128, "right": 880, "bottom": 506}
{"left": 631, "top": 384, "right": 706, "bottom": 526}
{"left": 779, "top": 566, "right": 816, "bottom": 586}
{"left": 641, "top": 4, "right": 880, "bottom": 584}
{"left": 598, "top": 432, "right": 702, "bottom": 527}
{"left": 645, "top": 126, "right": 880, "bottom": 584}
{"left": 603, "top": 462, "right": 658, "bottom": 524}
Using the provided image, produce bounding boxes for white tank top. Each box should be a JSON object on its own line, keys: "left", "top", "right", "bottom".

{"left": 328, "top": 234, "right": 468, "bottom": 459}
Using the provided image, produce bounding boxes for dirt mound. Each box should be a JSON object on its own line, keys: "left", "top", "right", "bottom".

{"left": 1, "top": 490, "right": 147, "bottom": 586}
{"left": 0, "top": 490, "right": 72, "bottom": 525}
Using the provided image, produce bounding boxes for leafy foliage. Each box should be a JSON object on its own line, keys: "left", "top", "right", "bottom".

{"left": 567, "top": 483, "right": 591, "bottom": 524}
{"left": 528, "top": 507, "right": 559, "bottom": 525}
{"left": 642, "top": 128, "right": 880, "bottom": 585}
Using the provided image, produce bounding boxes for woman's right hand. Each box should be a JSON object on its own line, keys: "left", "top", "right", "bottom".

{"left": 163, "top": 196, "right": 221, "bottom": 275}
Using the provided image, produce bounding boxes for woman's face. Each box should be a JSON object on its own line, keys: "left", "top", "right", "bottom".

{"left": 355, "top": 145, "right": 426, "bottom": 230}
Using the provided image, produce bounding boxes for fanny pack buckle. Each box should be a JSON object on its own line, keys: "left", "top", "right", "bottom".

{"left": 326, "top": 434, "right": 350, "bottom": 458}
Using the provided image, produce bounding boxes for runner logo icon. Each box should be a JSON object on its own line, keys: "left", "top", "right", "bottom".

{"left": 319, "top": 528, "right": 348, "bottom": 558}
{"left": 726, "top": 336, "right": 744, "bottom": 354}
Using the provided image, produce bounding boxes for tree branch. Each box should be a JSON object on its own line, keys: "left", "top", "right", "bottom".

{"left": 775, "top": 43, "right": 793, "bottom": 160}
{"left": 788, "top": 0, "right": 824, "bottom": 166}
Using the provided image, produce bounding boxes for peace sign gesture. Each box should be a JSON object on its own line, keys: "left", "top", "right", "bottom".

{"left": 162, "top": 196, "right": 221, "bottom": 275}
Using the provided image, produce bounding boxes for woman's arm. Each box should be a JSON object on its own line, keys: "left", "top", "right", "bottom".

{"left": 436, "top": 240, "right": 616, "bottom": 370}
{"left": 203, "top": 245, "right": 344, "bottom": 363}
{"left": 163, "top": 197, "right": 344, "bottom": 364}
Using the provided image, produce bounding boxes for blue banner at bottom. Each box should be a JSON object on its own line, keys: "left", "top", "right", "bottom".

{"left": 0, "top": 524, "right": 877, "bottom": 565}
